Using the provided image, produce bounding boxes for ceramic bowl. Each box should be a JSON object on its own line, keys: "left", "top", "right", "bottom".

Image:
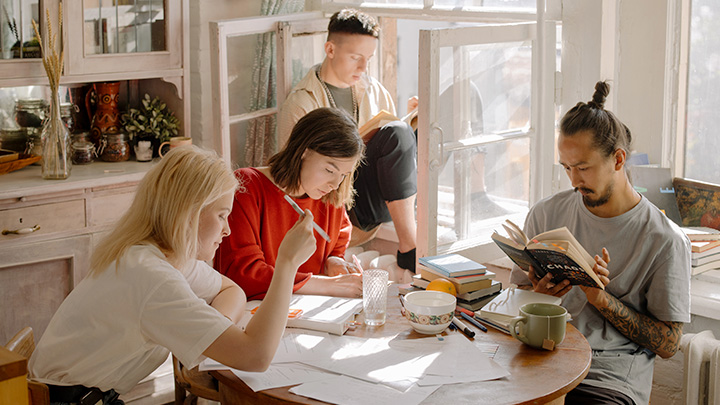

{"left": 400, "top": 291, "right": 456, "bottom": 334}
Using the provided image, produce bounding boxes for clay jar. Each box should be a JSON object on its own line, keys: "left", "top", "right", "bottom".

{"left": 86, "top": 82, "right": 121, "bottom": 147}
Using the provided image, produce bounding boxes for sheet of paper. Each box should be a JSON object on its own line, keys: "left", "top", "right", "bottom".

{"left": 388, "top": 334, "right": 509, "bottom": 382}
{"left": 289, "top": 375, "right": 440, "bottom": 405}
{"left": 272, "top": 330, "right": 341, "bottom": 363}
{"left": 302, "top": 335, "right": 442, "bottom": 390}
{"left": 229, "top": 363, "right": 332, "bottom": 392}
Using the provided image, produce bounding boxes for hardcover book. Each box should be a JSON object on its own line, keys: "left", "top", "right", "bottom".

{"left": 358, "top": 108, "right": 418, "bottom": 142}
{"left": 491, "top": 219, "right": 604, "bottom": 289}
{"left": 418, "top": 253, "right": 487, "bottom": 277}
{"left": 412, "top": 272, "right": 493, "bottom": 294}
{"left": 475, "top": 288, "right": 562, "bottom": 333}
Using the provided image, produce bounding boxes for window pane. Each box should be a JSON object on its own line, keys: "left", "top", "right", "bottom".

{"left": 434, "top": 0, "right": 535, "bottom": 10}
{"left": 433, "top": 40, "right": 531, "bottom": 249}
{"left": 325, "top": 0, "right": 534, "bottom": 10}
{"left": 0, "top": 0, "right": 41, "bottom": 59}
{"left": 227, "top": 33, "right": 277, "bottom": 117}
{"left": 229, "top": 120, "right": 249, "bottom": 168}
{"left": 686, "top": 0, "right": 720, "bottom": 183}
{"left": 436, "top": 139, "right": 529, "bottom": 248}
{"left": 83, "top": 0, "right": 166, "bottom": 55}
{"left": 289, "top": 32, "right": 325, "bottom": 89}
{"left": 438, "top": 40, "right": 531, "bottom": 140}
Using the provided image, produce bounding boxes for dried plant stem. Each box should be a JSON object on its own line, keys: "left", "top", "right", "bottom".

{"left": 31, "top": 3, "right": 63, "bottom": 94}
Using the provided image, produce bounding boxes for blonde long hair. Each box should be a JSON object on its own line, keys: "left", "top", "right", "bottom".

{"left": 90, "top": 146, "right": 239, "bottom": 275}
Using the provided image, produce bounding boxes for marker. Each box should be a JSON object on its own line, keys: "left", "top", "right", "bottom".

{"left": 460, "top": 311, "right": 488, "bottom": 333}
{"left": 451, "top": 316, "right": 475, "bottom": 338}
{"left": 283, "top": 194, "right": 331, "bottom": 242}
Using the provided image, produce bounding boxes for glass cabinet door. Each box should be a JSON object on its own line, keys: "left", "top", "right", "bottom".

{"left": 65, "top": 0, "right": 181, "bottom": 76}
{"left": 0, "top": 0, "right": 47, "bottom": 80}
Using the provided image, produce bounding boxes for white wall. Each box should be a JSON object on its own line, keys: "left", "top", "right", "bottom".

{"left": 189, "top": 1, "right": 262, "bottom": 149}
{"left": 562, "top": 0, "right": 670, "bottom": 166}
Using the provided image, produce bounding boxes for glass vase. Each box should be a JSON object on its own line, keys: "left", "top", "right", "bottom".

{"left": 41, "top": 90, "right": 72, "bottom": 180}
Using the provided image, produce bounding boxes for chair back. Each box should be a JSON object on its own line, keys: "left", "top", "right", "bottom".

{"left": 5, "top": 327, "right": 36, "bottom": 359}
{"left": 3, "top": 327, "right": 49, "bottom": 405}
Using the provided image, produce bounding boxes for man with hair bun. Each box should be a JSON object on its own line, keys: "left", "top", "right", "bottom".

{"left": 278, "top": 9, "right": 418, "bottom": 272}
{"left": 510, "top": 81, "right": 690, "bottom": 404}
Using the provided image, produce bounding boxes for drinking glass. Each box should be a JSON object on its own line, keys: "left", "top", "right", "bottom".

{"left": 363, "top": 269, "right": 389, "bottom": 326}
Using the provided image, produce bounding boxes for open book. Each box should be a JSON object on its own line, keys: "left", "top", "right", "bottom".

{"left": 491, "top": 220, "right": 604, "bottom": 289}
{"left": 245, "top": 295, "right": 363, "bottom": 335}
{"left": 358, "top": 108, "right": 418, "bottom": 142}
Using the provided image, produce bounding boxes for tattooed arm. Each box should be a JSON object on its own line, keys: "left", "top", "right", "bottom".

{"left": 588, "top": 291, "right": 683, "bottom": 359}
{"left": 579, "top": 248, "right": 683, "bottom": 359}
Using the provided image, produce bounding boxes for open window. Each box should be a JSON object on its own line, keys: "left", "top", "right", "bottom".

{"left": 417, "top": 21, "right": 557, "bottom": 261}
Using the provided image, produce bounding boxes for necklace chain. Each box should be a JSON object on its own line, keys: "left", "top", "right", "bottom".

{"left": 316, "top": 68, "right": 359, "bottom": 123}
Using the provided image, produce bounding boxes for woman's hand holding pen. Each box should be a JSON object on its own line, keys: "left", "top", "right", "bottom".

{"left": 325, "top": 256, "right": 362, "bottom": 276}
{"left": 276, "top": 209, "right": 317, "bottom": 275}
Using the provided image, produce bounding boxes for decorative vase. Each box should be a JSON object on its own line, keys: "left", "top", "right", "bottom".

{"left": 86, "top": 81, "right": 121, "bottom": 148}
{"left": 41, "top": 90, "right": 72, "bottom": 179}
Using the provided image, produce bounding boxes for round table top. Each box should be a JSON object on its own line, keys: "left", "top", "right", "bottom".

{"left": 213, "top": 291, "right": 591, "bottom": 405}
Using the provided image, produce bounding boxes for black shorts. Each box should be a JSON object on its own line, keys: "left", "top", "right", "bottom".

{"left": 350, "top": 121, "right": 417, "bottom": 230}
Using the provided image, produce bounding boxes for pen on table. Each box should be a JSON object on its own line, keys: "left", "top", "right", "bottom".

{"left": 460, "top": 311, "right": 488, "bottom": 333}
{"left": 283, "top": 194, "right": 332, "bottom": 242}
{"left": 451, "top": 316, "right": 476, "bottom": 338}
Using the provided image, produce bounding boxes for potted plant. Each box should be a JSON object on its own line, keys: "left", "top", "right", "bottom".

{"left": 122, "top": 94, "right": 180, "bottom": 160}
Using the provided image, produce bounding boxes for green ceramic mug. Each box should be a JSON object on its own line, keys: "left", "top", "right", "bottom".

{"left": 509, "top": 303, "right": 567, "bottom": 350}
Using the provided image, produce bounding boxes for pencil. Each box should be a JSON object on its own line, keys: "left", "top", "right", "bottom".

{"left": 283, "top": 194, "right": 332, "bottom": 242}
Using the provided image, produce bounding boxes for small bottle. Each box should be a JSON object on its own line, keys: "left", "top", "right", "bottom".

{"left": 99, "top": 131, "right": 130, "bottom": 162}
{"left": 71, "top": 140, "right": 95, "bottom": 165}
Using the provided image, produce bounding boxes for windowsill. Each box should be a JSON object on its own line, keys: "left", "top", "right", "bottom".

{"left": 691, "top": 270, "right": 720, "bottom": 321}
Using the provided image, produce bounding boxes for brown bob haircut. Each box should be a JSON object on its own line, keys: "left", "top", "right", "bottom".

{"left": 268, "top": 107, "right": 365, "bottom": 208}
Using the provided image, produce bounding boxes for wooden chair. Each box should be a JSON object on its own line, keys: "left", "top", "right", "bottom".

{"left": 173, "top": 355, "right": 221, "bottom": 405}
{"left": 4, "top": 327, "right": 50, "bottom": 405}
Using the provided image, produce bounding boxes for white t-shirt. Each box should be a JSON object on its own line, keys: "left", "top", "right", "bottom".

{"left": 29, "top": 244, "right": 234, "bottom": 394}
{"left": 510, "top": 190, "right": 691, "bottom": 404}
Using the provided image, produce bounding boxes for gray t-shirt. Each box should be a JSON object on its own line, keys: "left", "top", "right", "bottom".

{"left": 510, "top": 190, "right": 691, "bottom": 404}
{"left": 325, "top": 82, "right": 354, "bottom": 119}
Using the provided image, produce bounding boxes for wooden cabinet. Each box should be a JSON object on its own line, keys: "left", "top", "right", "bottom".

{"left": 0, "top": 162, "right": 148, "bottom": 345}
{"left": 0, "top": 0, "right": 188, "bottom": 100}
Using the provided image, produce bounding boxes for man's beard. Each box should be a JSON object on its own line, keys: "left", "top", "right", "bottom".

{"left": 575, "top": 183, "right": 613, "bottom": 208}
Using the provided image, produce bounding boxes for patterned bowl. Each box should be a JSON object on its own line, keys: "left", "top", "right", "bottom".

{"left": 400, "top": 290, "right": 456, "bottom": 334}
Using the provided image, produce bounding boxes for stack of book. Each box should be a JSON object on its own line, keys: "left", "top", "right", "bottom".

{"left": 683, "top": 227, "right": 720, "bottom": 275}
{"left": 411, "top": 253, "right": 501, "bottom": 311}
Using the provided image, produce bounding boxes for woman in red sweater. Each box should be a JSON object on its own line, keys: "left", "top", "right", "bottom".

{"left": 215, "top": 108, "right": 365, "bottom": 299}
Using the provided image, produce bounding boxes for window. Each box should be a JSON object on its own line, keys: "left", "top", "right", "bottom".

{"left": 685, "top": 0, "right": 720, "bottom": 183}
{"left": 416, "top": 21, "right": 557, "bottom": 259}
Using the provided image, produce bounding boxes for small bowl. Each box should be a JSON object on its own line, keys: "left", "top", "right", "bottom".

{"left": 400, "top": 291, "right": 456, "bottom": 334}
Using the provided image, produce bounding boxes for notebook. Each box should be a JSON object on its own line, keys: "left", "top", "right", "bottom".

{"left": 245, "top": 294, "right": 363, "bottom": 335}
{"left": 475, "top": 287, "right": 562, "bottom": 334}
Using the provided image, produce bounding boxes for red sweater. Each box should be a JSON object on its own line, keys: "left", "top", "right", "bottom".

{"left": 215, "top": 168, "right": 352, "bottom": 300}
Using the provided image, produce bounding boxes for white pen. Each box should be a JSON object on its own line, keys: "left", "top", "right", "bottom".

{"left": 451, "top": 316, "right": 476, "bottom": 338}
{"left": 283, "top": 194, "right": 332, "bottom": 242}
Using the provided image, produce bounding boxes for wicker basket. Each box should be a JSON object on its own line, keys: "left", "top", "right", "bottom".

{"left": 0, "top": 154, "right": 42, "bottom": 175}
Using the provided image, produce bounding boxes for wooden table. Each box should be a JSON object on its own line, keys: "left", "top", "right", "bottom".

{"left": 212, "top": 295, "right": 591, "bottom": 405}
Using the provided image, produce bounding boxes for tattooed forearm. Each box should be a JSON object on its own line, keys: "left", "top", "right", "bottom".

{"left": 595, "top": 292, "right": 683, "bottom": 358}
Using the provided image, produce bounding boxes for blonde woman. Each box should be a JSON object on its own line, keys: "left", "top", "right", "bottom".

{"left": 29, "top": 146, "right": 316, "bottom": 405}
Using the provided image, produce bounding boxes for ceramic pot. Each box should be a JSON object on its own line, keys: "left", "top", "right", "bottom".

{"left": 86, "top": 82, "right": 121, "bottom": 148}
